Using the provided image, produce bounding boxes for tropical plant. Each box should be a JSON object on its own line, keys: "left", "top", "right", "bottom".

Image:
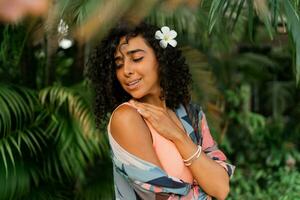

{"left": 0, "top": 84, "right": 113, "bottom": 199}
{"left": 1, "top": 0, "right": 300, "bottom": 199}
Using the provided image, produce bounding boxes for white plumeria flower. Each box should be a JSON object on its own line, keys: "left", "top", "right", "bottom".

{"left": 58, "top": 38, "right": 73, "bottom": 49}
{"left": 58, "top": 19, "right": 69, "bottom": 35}
{"left": 155, "top": 26, "right": 177, "bottom": 48}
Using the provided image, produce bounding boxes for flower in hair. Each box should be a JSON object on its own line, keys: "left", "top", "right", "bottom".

{"left": 155, "top": 26, "right": 177, "bottom": 48}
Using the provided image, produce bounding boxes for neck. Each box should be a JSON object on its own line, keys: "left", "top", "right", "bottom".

{"left": 135, "top": 95, "right": 167, "bottom": 110}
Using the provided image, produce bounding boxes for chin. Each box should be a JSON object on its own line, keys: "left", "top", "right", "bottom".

{"left": 129, "top": 94, "right": 144, "bottom": 100}
{"left": 127, "top": 91, "right": 145, "bottom": 100}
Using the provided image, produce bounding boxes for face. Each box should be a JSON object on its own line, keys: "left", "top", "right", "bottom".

{"left": 114, "top": 35, "right": 161, "bottom": 100}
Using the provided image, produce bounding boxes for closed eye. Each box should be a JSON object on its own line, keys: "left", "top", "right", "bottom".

{"left": 133, "top": 57, "right": 143, "bottom": 62}
{"left": 115, "top": 57, "right": 143, "bottom": 69}
{"left": 115, "top": 63, "right": 123, "bottom": 69}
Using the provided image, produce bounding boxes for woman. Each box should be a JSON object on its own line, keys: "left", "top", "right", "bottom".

{"left": 86, "top": 21, "right": 235, "bottom": 200}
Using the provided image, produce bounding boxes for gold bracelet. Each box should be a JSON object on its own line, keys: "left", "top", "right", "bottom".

{"left": 183, "top": 145, "right": 202, "bottom": 164}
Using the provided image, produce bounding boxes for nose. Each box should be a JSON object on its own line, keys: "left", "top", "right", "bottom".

{"left": 123, "top": 60, "right": 134, "bottom": 77}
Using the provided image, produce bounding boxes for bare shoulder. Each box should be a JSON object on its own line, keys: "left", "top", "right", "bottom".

{"left": 110, "top": 103, "right": 162, "bottom": 167}
{"left": 110, "top": 103, "right": 150, "bottom": 145}
{"left": 110, "top": 103, "right": 141, "bottom": 127}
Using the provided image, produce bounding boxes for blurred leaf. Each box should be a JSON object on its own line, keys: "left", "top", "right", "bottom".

{"left": 283, "top": 0, "right": 300, "bottom": 84}
{"left": 253, "top": 0, "right": 274, "bottom": 39}
{"left": 208, "top": 0, "right": 226, "bottom": 34}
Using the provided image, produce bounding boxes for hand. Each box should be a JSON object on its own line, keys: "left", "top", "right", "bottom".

{"left": 129, "top": 100, "right": 185, "bottom": 141}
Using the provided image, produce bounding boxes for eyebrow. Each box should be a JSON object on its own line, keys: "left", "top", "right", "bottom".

{"left": 114, "top": 49, "right": 146, "bottom": 60}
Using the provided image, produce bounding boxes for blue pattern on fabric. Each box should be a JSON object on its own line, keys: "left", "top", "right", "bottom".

{"left": 108, "top": 102, "right": 235, "bottom": 199}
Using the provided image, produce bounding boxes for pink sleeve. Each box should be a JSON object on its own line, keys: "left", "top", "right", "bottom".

{"left": 200, "top": 112, "right": 235, "bottom": 178}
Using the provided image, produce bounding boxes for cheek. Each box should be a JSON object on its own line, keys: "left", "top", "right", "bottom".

{"left": 143, "top": 58, "right": 159, "bottom": 74}
{"left": 149, "top": 63, "right": 159, "bottom": 79}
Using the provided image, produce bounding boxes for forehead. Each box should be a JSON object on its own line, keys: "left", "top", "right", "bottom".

{"left": 115, "top": 35, "right": 150, "bottom": 56}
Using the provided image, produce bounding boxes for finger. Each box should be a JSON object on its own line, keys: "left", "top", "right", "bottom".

{"left": 137, "top": 108, "right": 159, "bottom": 123}
{"left": 129, "top": 100, "right": 163, "bottom": 111}
{"left": 131, "top": 101, "right": 164, "bottom": 115}
{"left": 139, "top": 102, "right": 164, "bottom": 112}
{"left": 136, "top": 108, "right": 148, "bottom": 117}
{"left": 138, "top": 104, "right": 182, "bottom": 132}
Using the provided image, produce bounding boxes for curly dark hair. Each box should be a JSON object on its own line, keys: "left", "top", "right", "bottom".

{"left": 86, "top": 21, "right": 192, "bottom": 127}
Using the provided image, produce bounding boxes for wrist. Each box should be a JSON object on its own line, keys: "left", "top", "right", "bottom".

{"left": 183, "top": 145, "right": 202, "bottom": 166}
{"left": 171, "top": 129, "right": 188, "bottom": 144}
{"left": 172, "top": 131, "right": 200, "bottom": 165}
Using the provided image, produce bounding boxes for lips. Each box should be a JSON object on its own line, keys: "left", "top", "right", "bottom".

{"left": 126, "top": 78, "right": 142, "bottom": 90}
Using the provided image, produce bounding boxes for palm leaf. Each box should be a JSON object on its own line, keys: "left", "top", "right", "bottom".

{"left": 283, "top": 0, "right": 300, "bottom": 84}
{"left": 0, "top": 143, "right": 9, "bottom": 178}
{"left": 253, "top": 0, "right": 274, "bottom": 39}
{"left": 39, "top": 86, "right": 109, "bottom": 181}
{"left": 0, "top": 77, "right": 110, "bottom": 198}
{"left": 0, "top": 85, "right": 43, "bottom": 179}
{"left": 0, "top": 161, "right": 31, "bottom": 200}
{"left": 231, "top": 0, "right": 246, "bottom": 31}
{"left": 208, "top": 0, "right": 227, "bottom": 34}
{"left": 0, "top": 84, "right": 36, "bottom": 136}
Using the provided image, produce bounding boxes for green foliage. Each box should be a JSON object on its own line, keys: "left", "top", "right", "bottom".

{"left": 0, "top": 26, "right": 28, "bottom": 83}
{"left": 1, "top": 0, "right": 300, "bottom": 199}
{"left": 283, "top": 0, "right": 300, "bottom": 84}
{"left": 206, "top": 25, "right": 300, "bottom": 197}
{"left": 0, "top": 84, "right": 113, "bottom": 199}
{"left": 227, "top": 115, "right": 300, "bottom": 199}
{"left": 229, "top": 167, "right": 300, "bottom": 199}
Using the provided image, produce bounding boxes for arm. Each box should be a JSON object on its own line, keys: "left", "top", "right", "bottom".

{"left": 172, "top": 129, "right": 230, "bottom": 200}
{"left": 130, "top": 101, "right": 232, "bottom": 200}
{"left": 110, "top": 104, "right": 163, "bottom": 168}
{"left": 110, "top": 104, "right": 175, "bottom": 199}
{"left": 173, "top": 112, "right": 232, "bottom": 200}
